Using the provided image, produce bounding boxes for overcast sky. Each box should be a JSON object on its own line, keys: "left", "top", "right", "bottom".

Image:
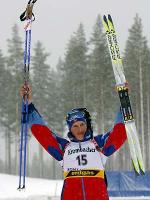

{"left": 0, "top": 0, "right": 150, "bottom": 162}
{"left": 0, "top": 0, "right": 150, "bottom": 67}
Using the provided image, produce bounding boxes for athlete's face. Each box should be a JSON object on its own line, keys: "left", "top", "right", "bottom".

{"left": 71, "top": 121, "right": 87, "bottom": 141}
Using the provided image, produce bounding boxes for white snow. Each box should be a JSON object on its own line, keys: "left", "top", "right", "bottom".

{"left": 0, "top": 174, "right": 149, "bottom": 200}
{"left": 0, "top": 173, "right": 63, "bottom": 200}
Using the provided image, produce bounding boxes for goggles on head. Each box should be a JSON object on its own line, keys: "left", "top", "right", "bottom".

{"left": 66, "top": 110, "right": 85, "bottom": 124}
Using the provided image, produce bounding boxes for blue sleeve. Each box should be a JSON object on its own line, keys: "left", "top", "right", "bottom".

{"left": 94, "top": 132, "right": 110, "bottom": 148}
{"left": 114, "top": 108, "right": 124, "bottom": 125}
{"left": 27, "top": 103, "right": 46, "bottom": 128}
{"left": 94, "top": 109, "right": 126, "bottom": 156}
{"left": 51, "top": 129, "right": 70, "bottom": 151}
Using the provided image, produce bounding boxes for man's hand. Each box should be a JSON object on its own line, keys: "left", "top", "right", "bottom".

{"left": 20, "top": 84, "right": 32, "bottom": 104}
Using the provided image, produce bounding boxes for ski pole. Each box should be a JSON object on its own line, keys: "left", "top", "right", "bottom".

{"left": 18, "top": 29, "right": 29, "bottom": 190}
{"left": 18, "top": 0, "right": 37, "bottom": 190}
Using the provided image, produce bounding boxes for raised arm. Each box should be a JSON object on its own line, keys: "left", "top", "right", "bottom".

{"left": 20, "top": 84, "right": 69, "bottom": 161}
{"left": 94, "top": 109, "right": 127, "bottom": 156}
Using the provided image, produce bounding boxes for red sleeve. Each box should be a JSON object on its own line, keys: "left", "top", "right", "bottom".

{"left": 102, "top": 123, "right": 127, "bottom": 156}
{"left": 31, "top": 124, "right": 68, "bottom": 161}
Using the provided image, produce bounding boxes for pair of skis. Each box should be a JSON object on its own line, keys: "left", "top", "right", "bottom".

{"left": 18, "top": 0, "right": 37, "bottom": 190}
{"left": 102, "top": 15, "right": 145, "bottom": 175}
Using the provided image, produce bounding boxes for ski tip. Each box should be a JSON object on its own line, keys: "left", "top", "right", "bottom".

{"left": 108, "top": 14, "right": 112, "bottom": 19}
{"left": 134, "top": 169, "right": 145, "bottom": 176}
{"left": 108, "top": 14, "right": 114, "bottom": 27}
{"left": 103, "top": 15, "right": 107, "bottom": 22}
{"left": 131, "top": 159, "right": 140, "bottom": 175}
{"left": 138, "top": 161, "right": 145, "bottom": 175}
{"left": 140, "top": 169, "right": 145, "bottom": 176}
{"left": 131, "top": 159, "right": 146, "bottom": 176}
{"left": 108, "top": 14, "right": 112, "bottom": 21}
{"left": 133, "top": 168, "right": 141, "bottom": 176}
{"left": 102, "top": 15, "right": 109, "bottom": 32}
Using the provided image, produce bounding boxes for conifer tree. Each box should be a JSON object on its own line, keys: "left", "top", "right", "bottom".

{"left": 32, "top": 40, "right": 60, "bottom": 177}
{"left": 32, "top": 41, "right": 49, "bottom": 178}
{"left": 54, "top": 57, "right": 66, "bottom": 133}
{"left": 32, "top": 41, "right": 50, "bottom": 112}
{"left": 87, "top": 15, "right": 115, "bottom": 133}
{"left": 0, "top": 49, "right": 10, "bottom": 173}
{"left": 5, "top": 24, "right": 24, "bottom": 174}
{"left": 0, "top": 49, "right": 6, "bottom": 116}
{"left": 124, "top": 14, "right": 150, "bottom": 167}
{"left": 63, "top": 24, "right": 88, "bottom": 113}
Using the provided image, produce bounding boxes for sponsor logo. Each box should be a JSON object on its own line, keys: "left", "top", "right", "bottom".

{"left": 68, "top": 147, "right": 95, "bottom": 155}
{"left": 65, "top": 169, "right": 104, "bottom": 178}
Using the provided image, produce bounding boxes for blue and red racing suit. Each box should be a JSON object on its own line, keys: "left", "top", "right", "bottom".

{"left": 27, "top": 103, "right": 127, "bottom": 200}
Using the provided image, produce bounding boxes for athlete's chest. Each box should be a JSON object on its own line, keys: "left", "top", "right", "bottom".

{"left": 63, "top": 141, "right": 106, "bottom": 171}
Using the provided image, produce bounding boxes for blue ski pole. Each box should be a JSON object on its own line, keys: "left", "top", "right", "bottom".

{"left": 18, "top": 0, "right": 36, "bottom": 190}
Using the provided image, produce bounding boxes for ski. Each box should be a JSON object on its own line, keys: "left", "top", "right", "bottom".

{"left": 18, "top": 0, "right": 37, "bottom": 190}
{"left": 102, "top": 14, "right": 145, "bottom": 175}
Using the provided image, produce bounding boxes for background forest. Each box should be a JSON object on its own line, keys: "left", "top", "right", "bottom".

{"left": 0, "top": 14, "right": 149, "bottom": 179}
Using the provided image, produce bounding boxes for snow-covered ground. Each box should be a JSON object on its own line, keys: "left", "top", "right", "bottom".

{"left": 0, "top": 173, "right": 62, "bottom": 200}
{"left": 0, "top": 174, "right": 149, "bottom": 200}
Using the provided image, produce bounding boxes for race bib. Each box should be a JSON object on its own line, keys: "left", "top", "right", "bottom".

{"left": 63, "top": 140, "right": 107, "bottom": 172}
